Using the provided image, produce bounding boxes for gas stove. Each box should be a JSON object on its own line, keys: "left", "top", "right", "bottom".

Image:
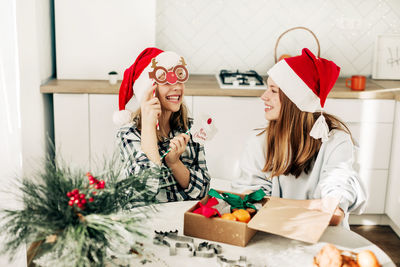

{"left": 216, "top": 70, "right": 267, "bottom": 90}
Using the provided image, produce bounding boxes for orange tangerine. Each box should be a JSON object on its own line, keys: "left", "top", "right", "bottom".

{"left": 220, "top": 213, "right": 237, "bottom": 221}
{"left": 278, "top": 54, "right": 291, "bottom": 61}
{"left": 232, "top": 209, "right": 251, "bottom": 223}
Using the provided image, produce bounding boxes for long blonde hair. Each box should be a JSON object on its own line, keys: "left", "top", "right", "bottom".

{"left": 262, "top": 90, "right": 352, "bottom": 178}
{"left": 132, "top": 101, "right": 189, "bottom": 142}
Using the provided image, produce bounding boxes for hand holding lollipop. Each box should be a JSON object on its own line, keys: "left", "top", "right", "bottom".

{"left": 160, "top": 113, "right": 217, "bottom": 159}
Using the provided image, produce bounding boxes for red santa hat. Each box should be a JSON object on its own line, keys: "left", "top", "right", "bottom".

{"left": 267, "top": 48, "right": 340, "bottom": 142}
{"left": 113, "top": 47, "right": 188, "bottom": 126}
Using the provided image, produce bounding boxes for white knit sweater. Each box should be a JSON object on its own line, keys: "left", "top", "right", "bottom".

{"left": 231, "top": 129, "right": 367, "bottom": 227}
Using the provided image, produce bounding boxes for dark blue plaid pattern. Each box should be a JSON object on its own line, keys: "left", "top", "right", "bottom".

{"left": 116, "top": 119, "right": 210, "bottom": 203}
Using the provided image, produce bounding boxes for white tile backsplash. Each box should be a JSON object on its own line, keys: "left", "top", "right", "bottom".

{"left": 156, "top": 0, "right": 400, "bottom": 77}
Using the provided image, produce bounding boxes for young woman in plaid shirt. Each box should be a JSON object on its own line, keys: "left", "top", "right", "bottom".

{"left": 114, "top": 48, "right": 210, "bottom": 204}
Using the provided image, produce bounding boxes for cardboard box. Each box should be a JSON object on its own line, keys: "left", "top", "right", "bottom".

{"left": 184, "top": 191, "right": 338, "bottom": 247}
{"left": 184, "top": 191, "right": 268, "bottom": 247}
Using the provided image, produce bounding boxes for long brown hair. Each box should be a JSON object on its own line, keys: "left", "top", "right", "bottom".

{"left": 262, "top": 90, "right": 352, "bottom": 178}
{"left": 132, "top": 101, "right": 189, "bottom": 142}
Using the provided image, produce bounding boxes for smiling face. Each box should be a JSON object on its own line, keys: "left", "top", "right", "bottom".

{"left": 261, "top": 77, "right": 282, "bottom": 121}
{"left": 157, "top": 82, "right": 185, "bottom": 113}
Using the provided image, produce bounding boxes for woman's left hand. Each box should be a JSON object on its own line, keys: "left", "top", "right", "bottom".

{"left": 309, "top": 199, "right": 345, "bottom": 226}
{"left": 165, "top": 133, "right": 190, "bottom": 167}
{"left": 329, "top": 206, "right": 344, "bottom": 226}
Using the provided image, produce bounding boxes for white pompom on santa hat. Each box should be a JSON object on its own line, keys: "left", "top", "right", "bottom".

{"left": 267, "top": 48, "right": 340, "bottom": 142}
{"left": 113, "top": 47, "right": 185, "bottom": 126}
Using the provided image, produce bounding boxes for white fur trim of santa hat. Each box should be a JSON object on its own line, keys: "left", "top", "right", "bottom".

{"left": 267, "top": 59, "right": 321, "bottom": 113}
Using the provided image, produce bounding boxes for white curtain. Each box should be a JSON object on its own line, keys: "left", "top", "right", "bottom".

{"left": 0, "top": 1, "right": 27, "bottom": 266}
{"left": 0, "top": 0, "right": 23, "bottom": 185}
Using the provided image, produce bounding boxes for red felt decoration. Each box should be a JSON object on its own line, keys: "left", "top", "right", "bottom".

{"left": 193, "top": 197, "right": 221, "bottom": 218}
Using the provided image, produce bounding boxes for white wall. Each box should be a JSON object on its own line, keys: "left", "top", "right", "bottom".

{"left": 0, "top": 0, "right": 54, "bottom": 265}
{"left": 157, "top": 0, "right": 400, "bottom": 77}
{"left": 17, "top": 0, "right": 55, "bottom": 176}
{"left": 55, "top": 0, "right": 156, "bottom": 80}
{"left": 54, "top": 0, "right": 400, "bottom": 79}
{"left": 36, "top": 0, "right": 55, "bottom": 84}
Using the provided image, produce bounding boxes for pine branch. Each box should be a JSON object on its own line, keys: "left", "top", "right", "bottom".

{"left": 0, "top": 154, "right": 167, "bottom": 266}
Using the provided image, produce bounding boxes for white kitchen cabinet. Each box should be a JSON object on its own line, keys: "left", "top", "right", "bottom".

{"left": 89, "top": 94, "right": 120, "bottom": 169}
{"left": 359, "top": 169, "right": 389, "bottom": 213}
{"left": 386, "top": 101, "right": 400, "bottom": 229}
{"left": 346, "top": 122, "right": 392, "bottom": 214}
{"left": 325, "top": 99, "right": 395, "bottom": 214}
{"left": 192, "top": 96, "right": 266, "bottom": 180}
{"left": 347, "top": 122, "right": 393, "bottom": 170}
{"left": 54, "top": 0, "right": 156, "bottom": 80}
{"left": 54, "top": 94, "right": 90, "bottom": 169}
{"left": 324, "top": 99, "right": 395, "bottom": 123}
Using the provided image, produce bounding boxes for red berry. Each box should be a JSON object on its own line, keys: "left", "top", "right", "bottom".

{"left": 79, "top": 194, "right": 85, "bottom": 199}
{"left": 95, "top": 184, "right": 100, "bottom": 189}
{"left": 72, "top": 189, "right": 79, "bottom": 195}
{"left": 207, "top": 118, "right": 212, "bottom": 124}
{"left": 70, "top": 196, "right": 75, "bottom": 201}
{"left": 86, "top": 172, "right": 91, "bottom": 177}
{"left": 92, "top": 191, "right": 97, "bottom": 195}
{"left": 81, "top": 199, "right": 87, "bottom": 204}
{"left": 88, "top": 175, "right": 94, "bottom": 180}
{"left": 74, "top": 199, "right": 80, "bottom": 204}
{"left": 66, "top": 192, "right": 72, "bottom": 197}
{"left": 68, "top": 200, "right": 74, "bottom": 206}
{"left": 99, "top": 180, "right": 105, "bottom": 188}
{"left": 89, "top": 197, "right": 94, "bottom": 202}
{"left": 89, "top": 180, "right": 95, "bottom": 185}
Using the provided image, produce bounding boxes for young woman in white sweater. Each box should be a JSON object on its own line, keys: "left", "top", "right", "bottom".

{"left": 232, "top": 48, "right": 366, "bottom": 227}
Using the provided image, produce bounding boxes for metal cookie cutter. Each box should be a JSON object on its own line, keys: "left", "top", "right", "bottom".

{"left": 195, "top": 242, "right": 223, "bottom": 258}
{"left": 153, "top": 230, "right": 195, "bottom": 256}
{"left": 217, "top": 255, "right": 252, "bottom": 267}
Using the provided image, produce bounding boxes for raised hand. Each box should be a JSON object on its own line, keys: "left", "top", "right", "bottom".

{"left": 141, "top": 84, "right": 160, "bottom": 129}
{"left": 165, "top": 133, "right": 190, "bottom": 167}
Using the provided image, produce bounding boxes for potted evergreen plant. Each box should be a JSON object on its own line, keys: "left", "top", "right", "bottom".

{"left": 108, "top": 71, "right": 118, "bottom": 85}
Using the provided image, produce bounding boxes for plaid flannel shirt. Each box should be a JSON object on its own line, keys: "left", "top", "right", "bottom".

{"left": 116, "top": 118, "right": 210, "bottom": 204}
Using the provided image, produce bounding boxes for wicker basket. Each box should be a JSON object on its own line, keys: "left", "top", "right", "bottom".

{"left": 274, "top": 26, "right": 320, "bottom": 63}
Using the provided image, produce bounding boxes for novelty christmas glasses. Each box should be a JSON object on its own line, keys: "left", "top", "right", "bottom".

{"left": 148, "top": 57, "right": 189, "bottom": 85}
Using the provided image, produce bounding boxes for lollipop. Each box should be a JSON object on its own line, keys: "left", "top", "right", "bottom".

{"left": 160, "top": 113, "right": 217, "bottom": 159}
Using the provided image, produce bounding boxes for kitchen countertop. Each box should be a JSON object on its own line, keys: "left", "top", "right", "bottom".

{"left": 40, "top": 75, "right": 400, "bottom": 100}
{"left": 394, "top": 92, "right": 400, "bottom": 101}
